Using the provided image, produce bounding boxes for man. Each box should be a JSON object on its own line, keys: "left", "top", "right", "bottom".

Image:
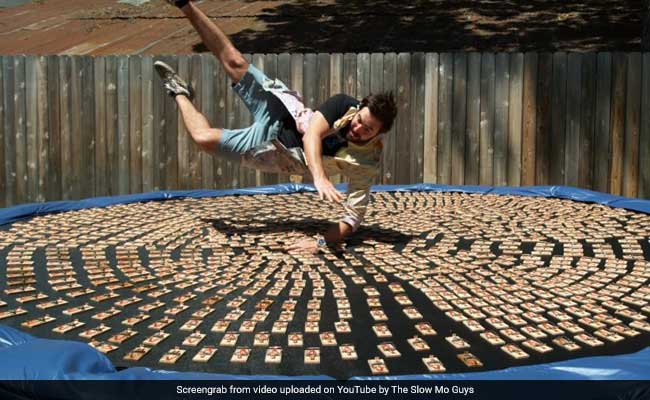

{"left": 157, "top": 0, "right": 397, "bottom": 253}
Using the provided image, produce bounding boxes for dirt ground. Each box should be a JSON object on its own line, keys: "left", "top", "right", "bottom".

{"left": 85, "top": 0, "right": 645, "bottom": 53}
{"left": 0, "top": 0, "right": 645, "bottom": 55}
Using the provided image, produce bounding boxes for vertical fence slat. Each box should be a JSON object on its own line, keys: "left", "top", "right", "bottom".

{"left": 164, "top": 56, "right": 179, "bottom": 190}
{"left": 36, "top": 56, "right": 48, "bottom": 202}
{"left": 522, "top": 53, "right": 538, "bottom": 186}
{"left": 594, "top": 53, "right": 612, "bottom": 193}
{"left": 451, "top": 53, "right": 467, "bottom": 185}
{"left": 493, "top": 53, "right": 509, "bottom": 186}
{"left": 395, "top": 53, "right": 412, "bottom": 184}
{"left": 70, "top": 57, "right": 83, "bottom": 199}
{"left": 151, "top": 56, "right": 164, "bottom": 191}
{"left": 26, "top": 56, "right": 38, "bottom": 202}
{"left": 3, "top": 56, "right": 15, "bottom": 206}
{"left": 327, "top": 53, "right": 344, "bottom": 184}
{"left": 129, "top": 55, "right": 143, "bottom": 194}
{"left": 465, "top": 52, "right": 481, "bottom": 185}
{"left": 82, "top": 56, "right": 95, "bottom": 199}
{"left": 423, "top": 53, "right": 439, "bottom": 184}
{"left": 14, "top": 56, "right": 27, "bottom": 204}
{"left": 60, "top": 56, "right": 73, "bottom": 200}
{"left": 550, "top": 53, "right": 567, "bottom": 185}
{"left": 610, "top": 53, "right": 627, "bottom": 196}
{"left": 106, "top": 56, "right": 119, "bottom": 195}
{"left": 640, "top": 53, "right": 650, "bottom": 199}
{"left": 437, "top": 53, "right": 453, "bottom": 185}
{"left": 303, "top": 53, "right": 318, "bottom": 109}
{"left": 141, "top": 56, "right": 154, "bottom": 193}
{"left": 343, "top": 53, "right": 356, "bottom": 98}
{"left": 579, "top": 54, "right": 597, "bottom": 189}
{"left": 479, "top": 53, "right": 495, "bottom": 186}
{"left": 277, "top": 53, "right": 291, "bottom": 184}
{"left": 201, "top": 54, "right": 216, "bottom": 189}
{"left": 623, "top": 53, "right": 641, "bottom": 198}
{"left": 507, "top": 53, "right": 523, "bottom": 186}
{"left": 225, "top": 55, "right": 238, "bottom": 189}
{"left": 212, "top": 56, "right": 227, "bottom": 189}
{"left": 0, "top": 56, "right": 4, "bottom": 207}
{"left": 357, "top": 53, "right": 370, "bottom": 101}
{"left": 565, "top": 53, "right": 582, "bottom": 187}
{"left": 94, "top": 56, "right": 107, "bottom": 197}
{"left": 381, "top": 53, "right": 395, "bottom": 184}
{"left": 410, "top": 52, "right": 425, "bottom": 184}
{"left": 535, "top": 53, "right": 553, "bottom": 186}
{"left": 188, "top": 55, "right": 203, "bottom": 189}
{"left": 117, "top": 56, "right": 130, "bottom": 195}
{"left": 45, "top": 56, "right": 61, "bottom": 200}
{"left": 176, "top": 55, "right": 190, "bottom": 190}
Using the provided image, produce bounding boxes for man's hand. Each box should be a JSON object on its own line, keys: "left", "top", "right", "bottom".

{"left": 285, "top": 237, "right": 319, "bottom": 254}
{"left": 314, "top": 176, "right": 344, "bottom": 203}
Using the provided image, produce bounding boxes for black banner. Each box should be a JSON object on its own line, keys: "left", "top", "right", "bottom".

{"left": 0, "top": 380, "right": 649, "bottom": 400}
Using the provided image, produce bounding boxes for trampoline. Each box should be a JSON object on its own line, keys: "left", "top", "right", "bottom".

{"left": 0, "top": 184, "right": 649, "bottom": 381}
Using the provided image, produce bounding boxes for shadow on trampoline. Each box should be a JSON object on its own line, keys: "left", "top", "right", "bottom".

{"left": 203, "top": 217, "right": 416, "bottom": 246}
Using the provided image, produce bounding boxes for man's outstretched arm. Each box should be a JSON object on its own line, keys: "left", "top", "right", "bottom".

{"left": 303, "top": 111, "right": 344, "bottom": 203}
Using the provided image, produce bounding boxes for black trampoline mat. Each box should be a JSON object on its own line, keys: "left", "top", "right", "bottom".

{"left": 0, "top": 191, "right": 649, "bottom": 379}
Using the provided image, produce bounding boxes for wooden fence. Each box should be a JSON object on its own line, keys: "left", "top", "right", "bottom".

{"left": 0, "top": 52, "right": 649, "bottom": 208}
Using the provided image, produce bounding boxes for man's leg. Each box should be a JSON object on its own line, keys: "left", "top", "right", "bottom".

{"left": 175, "top": 95, "right": 222, "bottom": 153}
{"left": 177, "top": 1, "right": 248, "bottom": 83}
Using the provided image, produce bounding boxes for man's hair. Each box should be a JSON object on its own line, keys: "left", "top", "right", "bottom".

{"left": 360, "top": 91, "right": 398, "bottom": 133}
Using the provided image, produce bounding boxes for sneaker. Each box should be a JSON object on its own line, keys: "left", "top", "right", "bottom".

{"left": 154, "top": 60, "right": 194, "bottom": 100}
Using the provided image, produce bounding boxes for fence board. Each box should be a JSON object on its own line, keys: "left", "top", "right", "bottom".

{"left": 343, "top": 53, "right": 356, "bottom": 98}
{"left": 437, "top": 53, "right": 453, "bottom": 184}
{"left": 276, "top": 52, "right": 291, "bottom": 184}
{"left": 2, "top": 56, "right": 15, "bottom": 206}
{"left": 201, "top": 53, "right": 216, "bottom": 189}
{"left": 303, "top": 53, "right": 318, "bottom": 110}
{"left": 188, "top": 55, "right": 202, "bottom": 189}
{"left": 141, "top": 56, "right": 154, "bottom": 192}
{"left": 106, "top": 56, "right": 119, "bottom": 196}
{"left": 357, "top": 53, "right": 370, "bottom": 101}
{"left": 213, "top": 56, "right": 228, "bottom": 189}
{"left": 151, "top": 56, "right": 164, "bottom": 191}
{"left": 261, "top": 53, "right": 279, "bottom": 185}
{"left": 623, "top": 53, "right": 642, "bottom": 198}
{"left": 177, "top": 55, "right": 191, "bottom": 189}
{"left": 507, "top": 53, "right": 523, "bottom": 186}
{"left": 465, "top": 52, "right": 481, "bottom": 185}
{"left": 522, "top": 53, "right": 537, "bottom": 186}
{"left": 565, "top": 53, "right": 582, "bottom": 187}
{"left": 640, "top": 53, "right": 650, "bottom": 198}
{"left": 26, "top": 56, "right": 38, "bottom": 202}
{"left": 36, "top": 56, "right": 48, "bottom": 203}
{"left": 60, "top": 56, "right": 73, "bottom": 200}
{"left": 535, "top": 53, "right": 553, "bottom": 186}
{"left": 479, "top": 53, "right": 495, "bottom": 186}
{"left": 163, "top": 56, "right": 179, "bottom": 190}
{"left": 46, "top": 55, "right": 61, "bottom": 201}
{"left": 423, "top": 53, "right": 439, "bottom": 184}
{"left": 225, "top": 55, "right": 239, "bottom": 188}
{"left": 451, "top": 53, "right": 467, "bottom": 185}
{"left": 395, "top": 53, "right": 412, "bottom": 184}
{"left": 610, "top": 53, "right": 627, "bottom": 195}
{"left": 14, "top": 56, "right": 27, "bottom": 204}
{"left": 129, "top": 55, "right": 143, "bottom": 194}
{"left": 381, "top": 53, "right": 396, "bottom": 184}
{"left": 317, "top": 53, "right": 330, "bottom": 108}
{"left": 81, "top": 56, "right": 95, "bottom": 199}
{"left": 579, "top": 54, "right": 597, "bottom": 189}
{"left": 0, "top": 57, "right": 4, "bottom": 207}
{"left": 594, "top": 53, "right": 612, "bottom": 193}
{"left": 117, "top": 56, "right": 130, "bottom": 195}
{"left": 410, "top": 52, "right": 425, "bottom": 183}
{"left": 550, "top": 53, "right": 567, "bottom": 185}
{"left": 94, "top": 57, "right": 107, "bottom": 197}
{"left": 493, "top": 53, "right": 509, "bottom": 186}
{"left": 70, "top": 57, "right": 83, "bottom": 199}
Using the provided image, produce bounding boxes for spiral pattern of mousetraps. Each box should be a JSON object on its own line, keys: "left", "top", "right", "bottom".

{"left": 0, "top": 191, "right": 649, "bottom": 378}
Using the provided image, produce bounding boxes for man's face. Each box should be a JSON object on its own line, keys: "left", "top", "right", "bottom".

{"left": 347, "top": 107, "right": 382, "bottom": 142}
